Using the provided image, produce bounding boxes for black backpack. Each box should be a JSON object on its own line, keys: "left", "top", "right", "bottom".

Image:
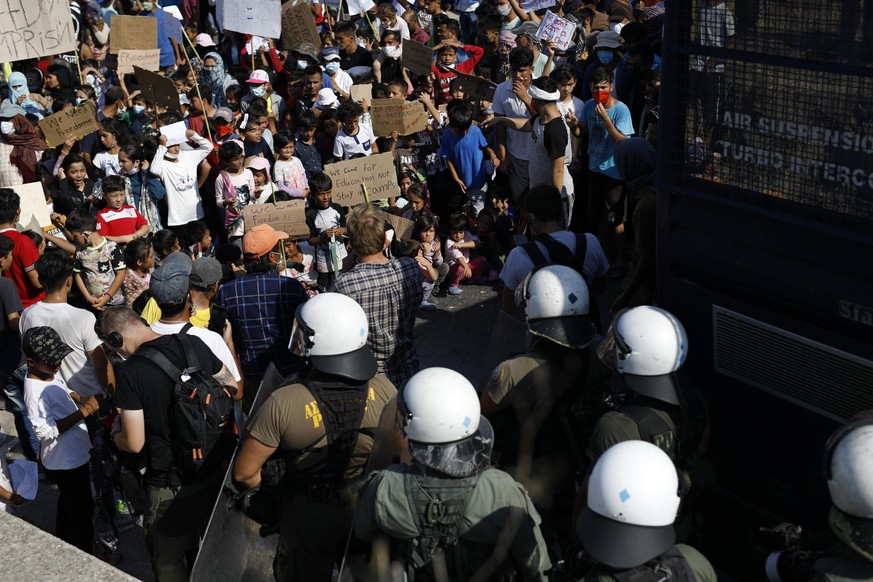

{"left": 139, "top": 333, "right": 237, "bottom": 481}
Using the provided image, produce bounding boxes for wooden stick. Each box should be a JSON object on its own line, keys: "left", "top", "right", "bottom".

{"left": 181, "top": 30, "right": 213, "bottom": 142}
{"left": 361, "top": 183, "right": 370, "bottom": 204}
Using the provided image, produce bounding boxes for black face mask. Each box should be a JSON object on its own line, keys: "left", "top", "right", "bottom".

{"left": 227, "top": 102, "right": 240, "bottom": 112}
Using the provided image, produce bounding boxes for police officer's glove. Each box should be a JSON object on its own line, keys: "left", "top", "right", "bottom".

{"left": 230, "top": 481, "right": 281, "bottom": 535}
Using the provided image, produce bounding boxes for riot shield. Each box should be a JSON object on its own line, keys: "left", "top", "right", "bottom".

{"left": 191, "top": 364, "right": 289, "bottom": 581}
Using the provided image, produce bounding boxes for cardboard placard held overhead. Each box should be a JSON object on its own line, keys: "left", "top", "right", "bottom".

{"left": 401, "top": 39, "right": 434, "bottom": 77}
{"left": 160, "top": 9, "right": 184, "bottom": 44}
{"left": 535, "top": 11, "right": 576, "bottom": 51}
{"left": 110, "top": 15, "right": 158, "bottom": 54}
{"left": 381, "top": 212, "right": 414, "bottom": 240}
{"left": 244, "top": 201, "right": 308, "bottom": 238}
{"left": 38, "top": 102, "right": 101, "bottom": 148}
{"left": 118, "top": 49, "right": 161, "bottom": 75}
{"left": 282, "top": 2, "right": 322, "bottom": 52}
{"left": 350, "top": 84, "right": 373, "bottom": 108}
{"left": 218, "top": 0, "right": 282, "bottom": 39}
{"left": 453, "top": 71, "right": 497, "bottom": 101}
{"left": 13, "top": 183, "right": 51, "bottom": 231}
{"left": 134, "top": 66, "right": 182, "bottom": 112}
{"left": 0, "top": 0, "right": 77, "bottom": 62}
{"left": 324, "top": 153, "right": 400, "bottom": 206}
{"left": 370, "top": 99, "right": 428, "bottom": 137}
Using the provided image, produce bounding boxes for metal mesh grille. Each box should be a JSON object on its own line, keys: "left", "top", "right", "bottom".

{"left": 661, "top": 0, "right": 873, "bottom": 228}
{"left": 713, "top": 306, "right": 873, "bottom": 422}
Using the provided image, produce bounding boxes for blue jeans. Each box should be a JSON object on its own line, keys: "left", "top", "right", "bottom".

{"left": 459, "top": 11, "right": 479, "bottom": 45}
{"left": 2, "top": 364, "right": 39, "bottom": 461}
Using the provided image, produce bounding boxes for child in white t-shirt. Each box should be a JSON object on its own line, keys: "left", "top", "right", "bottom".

{"left": 333, "top": 100, "right": 379, "bottom": 160}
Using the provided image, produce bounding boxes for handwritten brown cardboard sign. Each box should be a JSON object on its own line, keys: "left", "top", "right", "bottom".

{"left": 282, "top": 1, "right": 322, "bottom": 52}
{"left": 38, "top": 101, "right": 101, "bottom": 148}
{"left": 118, "top": 49, "right": 161, "bottom": 75}
{"left": 324, "top": 152, "right": 400, "bottom": 206}
{"left": 134, "top": 66, "right": 182, "bottom": 111}
{"left": 350, "top": 83, "right": 373, "bottom": 108}
{"left": 401, "top": 39, "right": 433, "bottom": 77}
{"left": 382, "top": 212, "right": 414, "bottom": 240}
{"left": 110, "top": 15, "right": 158, "bottom": 54}
{"left": 453, "top": 70, "right": 497, "bottom": 101}
{"left": 370, "top": 99, "right": 428, "bottom": 137}
{"left": 243, "top": 200, "right": 308, "bottom": 238}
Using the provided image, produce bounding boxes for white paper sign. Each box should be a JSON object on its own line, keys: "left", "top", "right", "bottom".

{"left": 14, "top": 183, "right": 51, "bottom": 230}
{"left": 160, "top": 121, "right": 189, "bottom": 147}
{"left": 346, "top": 0, "right": 376, "bottom": 16}
{"left": 217, "top": 0, "right": 282, "bottom": 38}
{"left": 535, "top": 11, "right": 575, "bottom": 51}
{"left": 521, "top": 0, "right": 555, "bottom": 11}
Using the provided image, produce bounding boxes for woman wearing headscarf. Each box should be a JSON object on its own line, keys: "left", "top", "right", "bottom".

{"left": 45, "top": 64, "right": 78, "bottom": 105}
{"left": 2, "top": 72, "right": 49, "bottom": 119}
{"left": 201, "top": 51, "right": 238, "bottom": 108}
{"left": 0, "top": 104, "right": 48, "bottom": 187}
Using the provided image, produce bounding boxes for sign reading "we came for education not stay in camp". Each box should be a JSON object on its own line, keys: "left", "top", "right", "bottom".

{"left": 0, "top": 0, "right": 77, "bottom": 62}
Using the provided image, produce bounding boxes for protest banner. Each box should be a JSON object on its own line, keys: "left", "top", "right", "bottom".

{"left": 282, "top": 1, "right": 322, "bottom": 52}
{"left": 218, "top": 0, "right": 281, "bottom": 39}
{"left": 244, "top": 201, "right": 308, "bottom": 237}
{"left": 535, "top": 11, "right": 575, "bottom": 51}
{"left": 382, "top": 212, "right": 414, "bottom": 240}
{"left": 109, "top": 15, "right": 158, "bottom": 54}
{"left": 453, "top": 71, "right": 497, "bottom": 101}
{"left": 521, "top": 0, "right": 555, "bottom": 11}
{"left": 160, "top": 9, "right": 184, "bottom": 44}
{"left": 14, "top": 183, "right": 51, "bottom": 231}
{"left": 350, "top": 84, "right": 373, "bottom": 108}
{"left": 401, "top": 39, "right": 434, "bottom": 77}
{"left": 324, "top": 153, "right": 400, "bottom": 206}
{"left": 370, "top": 99, "right": 428, "bottom": 137}
{"left": 135, "top": 67, "right": 182, "bottom": 111}
{"left": 38, "top": 102, "right": 101, "bottom": 148}
{"left": 0, "top": 0, "right": 77, "bottom": 62}
{"left": 118, "top": 49, "right": 161, "bottom": 75}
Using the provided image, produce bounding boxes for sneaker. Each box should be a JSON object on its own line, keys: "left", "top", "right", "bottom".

{"left": 447, "top": 286, "right": 462, "bottom": 295}
{"left": 419, "top": 301, "right": 437, "bottom": 311}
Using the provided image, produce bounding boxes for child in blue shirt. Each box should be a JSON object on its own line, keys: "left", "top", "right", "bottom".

{"left": 439, "top": 99, "right": 498, "bottom": 215}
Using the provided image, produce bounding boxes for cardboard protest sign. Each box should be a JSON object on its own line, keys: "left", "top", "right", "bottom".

{"left": 350, "top": 84, "right": 373, "bottom": 108}
{"left": 282, "top": 2, "right": 322, "bottom": 52}
{"left": 118, "top": 49, "right": 161, "bottom": 75}
{"left": 0, "top": 0, "right": 77, "bottom": 62}
{"left": 402, "top": 39, "right": 434, "bottom": 77}
{"left": 38, "top": 102, "right": 101, "bottom": 148}
{"left": 110, "top": 15, "right": 158, "bottom": 54}
{"left": 134, "top": 66, "right": 182, "bottom": 111}
{"left": 382, "top": 212, "right": 414, "bottom": 240}
{"left": 521, "top": 0, "right": 555, "bottom": 11}
{"left": 160, "top": 9, "right": 184, "bottom": 44}
{"left": 370, "top": 99, "right": 428, "bottom": 137}
{"left": 535, "top": 11, "right": 575, "bottom": 51}
{"left": 453, "top": 71, "right": 497, "bottom": 101}
{"left": 244, "top": 201, "right": 308, "bottom": 238}
{"left": 324, "top": 153, "right": 400, "bottom": 206}
{"left": 218, "top": 0, "right": 281, "bottom": 38}
{"left": 13, "top": 183, "right": 51, "bottom": 231}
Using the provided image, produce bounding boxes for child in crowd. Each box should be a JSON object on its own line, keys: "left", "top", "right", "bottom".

{"left": 431, "top": 40, "right": 484, "bottom": 104}
{"left": 440, "top": 99, "right": 498, "bottom": 215}
{"left": 215, "top": 141, "right": 256, "bottom": 242}
{"left": 319, "top": 109, "right": 340, "bottom": 162}
{"left": 22, "top": 327, "right": 96, "bottom": 554}
{"left": 96, "top": 175, "right": 150, "bottom": 245}
{"left": 92, "top": 118, "right": 129, "bottom": 178}
{"left": 238, "top": 113, "right": 274, "bottom": 165}
{"left": 475, "top": 208, "right": 506, "bottom": 271}
{"left": 413, "top": 212, "right": 449, "bottom": 307}
{"left": 280, "top": 238, "right": 317, "bottom": 292}
{"left": 247, "top": 157, "right": 280, "bottom": 203}
{"left": 118, "top": 143, "right": 164, "bottom": 232}
{"left": 66, "top": 210, "right": 126, "bottom": 310}
{"left": 151, "top": 229, "right": 181, "bottom": 267}
{"left": 273, "top": 131, "right": 309, "bottom": 198}
{"left": 445, "top": 212, "right": 492, "bottom": 295}
{"left": 398, "top": 171, "right": 414, "bottom": 199}
{"left": 401, "top": 183, "right": 435, "bottom": 222}
{"left": 123, "top": 238, "right": 154, "bottom": 309}
{"left": 489, "top": 184, "right": 517, "bottom": 253}
{"left": 305, "top": 172, "right": 347, "bottom": 291}
{"left": 151, "top": 127, "right": 213, "bottom": 230}
{"left": 185, "top": 221, "right": 214, "bottom": 258}
{"left": 333, "top": 100, "right": 378, "bottom": 160}
{"left": 54, "top": 154, "right": 97, "bottom": 217}
{"left": 294, "top": 112, "right": 323, "bottom": 179}
{"left": 393, "top": 238, "right": 439, "bottom": 311}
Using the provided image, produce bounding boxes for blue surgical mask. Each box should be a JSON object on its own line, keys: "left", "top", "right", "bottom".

{"left": 597, "top": 50, "right": 614, "bottom": 65}
{"left": 142, "top": 1, "right": 154, "bottom": 11}
{"left": 324, "top": 61, "right": 340, "bottom": 74}
{"left": 251, "top": 86, "right": 266, "bottom": 98}
{"left": 132, "top": 104, "right": 146, "bottom": 115}
{"left": 76, "top": 97, "right": 85, "bottom": 106}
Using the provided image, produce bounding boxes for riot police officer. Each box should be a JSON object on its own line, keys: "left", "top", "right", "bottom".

{"left": 232, "top": 293, "right": 396, "bottom": 582}
{"left": 577, "top": 440, "right": 717, "bottom": 581}
{"left": 354, "top": 367, "right": 553, "bottom": 580}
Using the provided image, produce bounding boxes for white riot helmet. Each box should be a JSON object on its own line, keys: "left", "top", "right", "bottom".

{"left": 515, "top": 265, "right": 595, "bottom": 349}
{"left": 577, "top": 440, "right": 681, "bottom": 569}
{"left": 399, "top": 367, "right": 493, "bottom": 477}
{"left": 824, "top": 415, "right": 873, "bottom": 561}
{"left": 289, "top": 293, "right": 377, "bottom": 382}
{"left": 597, "top": 306, "right": 688, "bottom": 404}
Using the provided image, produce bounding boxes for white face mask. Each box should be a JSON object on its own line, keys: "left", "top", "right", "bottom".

{"left": 164, "top": 152, "right": 179, "bottom": 160}
{"left": 0, "top": 121, "right": 14, "bottom": 136}
{"left": 251, "top": 86, "right": 266, "bottom": 98}
{"left": 497, "top": 4, "right": 512, "bottom": 16}
{"left": 384, "top": 45, "right": 401, "bottom": 59}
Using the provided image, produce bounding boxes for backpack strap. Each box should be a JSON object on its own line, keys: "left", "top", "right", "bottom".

{"left": 181, "top": 322, "right": 193, "bottom": 335}
{"left": 136, "top": 334, "right": 201, "bottom": 380}
{"left": 535, "top": 233, "right": 574, "bottom": 267}
{"left": 522, "top": 239, "right": 549, "bottom": 267}
{"left": 572, "top": 233, "right": 588, "bottom": 282}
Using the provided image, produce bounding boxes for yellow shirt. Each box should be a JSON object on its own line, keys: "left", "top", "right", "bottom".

{"left": 140, "top": 297, "right": 211, "bottom": 328}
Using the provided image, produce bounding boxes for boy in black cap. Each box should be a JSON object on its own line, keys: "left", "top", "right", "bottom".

{"left": 22, "top": 326, "right": 98, "bottom": 554}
